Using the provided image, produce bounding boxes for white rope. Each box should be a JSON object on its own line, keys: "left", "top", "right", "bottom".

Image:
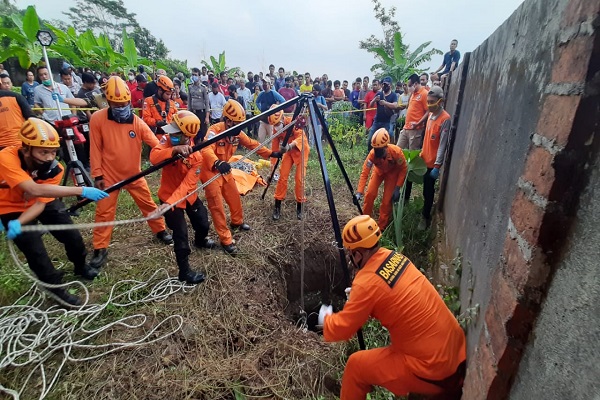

{"left": 17, "top": 119, "right": 296, "bottom": 234}
{"left": 0, "top": 240, "right": 192, "bottom": 400}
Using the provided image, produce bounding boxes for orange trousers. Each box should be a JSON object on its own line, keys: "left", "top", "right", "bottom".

{"left": 362, "top": 170, "right": 400, "bottom": 230}
{"left": 93, "top": 178, "right": 166, "bottom": 249}
{"left": 341, "top": 347, "right": 444, "bottom": 400}
{"left": 274, "top": 150, "right": 309, "bottom": 203}
{"left": 203, "top": 173, "right": 243, "bottom": 245}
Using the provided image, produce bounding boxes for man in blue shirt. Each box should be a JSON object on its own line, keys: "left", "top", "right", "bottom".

{"left": 21, "top": 71, "right": 39, "bottom": 106}
{"left": 435, "top": 39, "right": 461, "bottom": 85}
{"left": 256, "top": 80, "right": 286, "bottom": 142}
{"left": 367, "top": 76, "right": 398, "bottom": 150}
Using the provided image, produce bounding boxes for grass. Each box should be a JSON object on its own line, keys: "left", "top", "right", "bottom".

{"left": 0, "top": 129, "right": 455, "bottom": 400}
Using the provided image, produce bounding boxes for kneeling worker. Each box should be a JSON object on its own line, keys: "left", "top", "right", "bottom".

{"left": 149, "top": 110, "right": 215, "bottom": 284}
{"left": 320, "top": 215, "right": 466, "bottom": 399}
{"left": 0, "top": 118, "right": 109, "bottom": 305}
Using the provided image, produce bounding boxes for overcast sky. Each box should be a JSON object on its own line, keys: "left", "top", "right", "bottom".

{"left": 18, "top": 0, "right": 524, "bottom": 80}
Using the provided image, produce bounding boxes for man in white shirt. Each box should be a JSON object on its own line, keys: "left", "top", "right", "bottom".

{"left": 236, "top": 79, "right": 252, "bottom": 119}
{"left": 208, "top": 81, "right": 226, "bottom": 124}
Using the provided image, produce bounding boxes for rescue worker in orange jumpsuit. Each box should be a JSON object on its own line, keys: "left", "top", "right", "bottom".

{"left": 149, "top": 111, "right": 215, "bottom": 284}
{"left": 320, "top": 215, "right": 466, "bottom": 399}
{"left": 200, "top": 99, "right": 285, "bottom": 255}
{"left": 142, "top": 75, "right": 178, "bottom": 137}
{"left": 355, "top": 128, "right": 407, "bottom": 230}
{"left": 89, "top": 76, "right": 173, "bottom": 269}
{"left": 0, "top": 118, "right": 108, "bottom": 305}
{"left": 272, "top": 115, "right": 310, "bottom": 220}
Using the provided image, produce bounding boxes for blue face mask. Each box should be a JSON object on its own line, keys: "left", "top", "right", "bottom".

{"left": 170, "top": 135, "right": 181, "bottom": 145}
{"left": 111, "top": 104, "right": 132, "bottom": 123}
{"left": 191, "top": 75, "right": 199, "bottom": 83}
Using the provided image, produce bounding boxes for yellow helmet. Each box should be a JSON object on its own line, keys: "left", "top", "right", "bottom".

{"left": 19, "top": 118, "right": 61, "bottom": 148}
{"left": 223, "top": 99, "right": 246, "bottom": 122}
{"left": 162, "top": 110, "right": 200, "bottom": 137}
{"left": 371, "top": 128, "right": 390, "bottom": 149}
{"left": 267, "top": 105, "right": 283, "bottom": 125}
{"left": 342, "top": 215, "right": 381, "bottom": 250}
{"left": 156, "top": 75, "right": 174, "bottom": 92}
{"left": 104, "top": 76, "right": 131, "bottom": 103}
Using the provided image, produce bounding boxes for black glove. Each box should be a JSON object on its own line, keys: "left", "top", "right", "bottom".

{"left": 270, "top": 151, "right": 283, "bottom": 159}
{"left": 391, "top": 186, "right": 401, "bottom": 203}
{"left": 353, "top": 192, "right": 362, "bottom": 206}
{"left": 214, "top": 160, "right": 231, "bottom": 174}
{"left": 156, "top": 120, "right": 167, "bottom": 127}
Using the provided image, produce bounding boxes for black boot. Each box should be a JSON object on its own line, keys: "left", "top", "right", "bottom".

{"left": 156, "top": 230, "right": 174, "bottom": 245}
{"left": 296, "top": 202, "right": 303, "bottom": 220}
{"left": 273, "top": 199, "right": 282, "bottom": 220}
{"left": 222, "top": 242, "right": 238, "bottom": 255}
{"left": 230, "top": 223, "right": 250, "bottom": 231}
{"left": 195, "top": 237, "right": 216, "bottom": 249}
{"left": 89, "top": 248, "right": 108, "bottom": 269}
{"left": 74, "top": 263, "right": 99, "bottom": 280}
{"left": 48, "top": 288, "right": 82, "bottom": 306}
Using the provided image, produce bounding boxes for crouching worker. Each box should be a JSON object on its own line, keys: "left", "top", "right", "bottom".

{"left": 149, "top": 111, "right": 214, "bottom": 284}
{"left": 355, "top": 128, "right": 407, "bottom": 230}
{"left": 320, "top": 215, "right": 466, "bottom": 400}
{"left": 0, "top": 118, "right": 109, "bottom": 305}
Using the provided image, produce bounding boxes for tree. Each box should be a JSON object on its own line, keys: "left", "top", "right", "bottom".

{"left": 0, "top": 5, "right": 43, "bottom": 68}
{"left": 359, "top": 0, "right": 403, "bottom": 65}
{"left": 62, "top": 0, "right": 138, "bottom": 52}
{"left": 130, "top": 26, "right": 168, "bottom": 60}
{"left": 201, "top": 51, "right": 240, "bottom": 76}
{"left": 369, "top": 32, "right": 442, "bottom": 82}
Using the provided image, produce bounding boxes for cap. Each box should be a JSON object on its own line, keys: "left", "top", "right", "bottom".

{"left": 428, "top": 86, "right": 444, "bottom": 99}
{"left": 382, "top": 76, "right": 393, "bottom": 84}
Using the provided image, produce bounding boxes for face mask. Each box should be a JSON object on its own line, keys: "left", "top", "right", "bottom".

{"left": 191, "top": 75, "right": 199, "bottom": 83}
{"left": 42, "top": 79, "right": 52, "bottom": 86}
{"left": 111, "top": 104, "right": 132, "bottom": 123}
{"left": 128, "top": 74, "right": 135, "bottom": 81}
{"left": 30, "top": 158, "right": 59, "bottom": 179}
{"left": 374, "top": 148, "right": 386, "bottom": 158}
{"left": 95, "top": 75, "right": 101, "bottom": 80}
{"left": 170, "top": 135, "right": 182, "bottom": 145}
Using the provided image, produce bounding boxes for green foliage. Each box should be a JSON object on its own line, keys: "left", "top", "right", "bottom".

{"left": 201, "top": 51, "right": 240, "bottom": 76}
{"left": 327, "top": 101, "right": 363, "bottom": 148}
{"left": 0, "top": 5, "right": 43, "bottom": 68}
{"left": 130, "top": 26, "right": 169, "bottom": 60}
{"left": 359, "top": 0, "right": 402, "bottom": 62}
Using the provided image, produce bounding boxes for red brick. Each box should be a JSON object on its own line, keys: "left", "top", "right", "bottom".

{"left": 536, "top": 95, "right": 581, "bottom": 147}
{"left": 522, "top": 146, "right": 555, "bottom": 198}
{"left": 510, "top": 191, "right": 545, "bottom": 244}
{"left": 561, "top": 0, "right": 600, "bottom": 27}
{"left": 463, "top": 340, "right": 497, "bottom": 400}
{"left": 503, "top": 234, "right": 530, "bottom": 292}
{"left": 485, "top": 305, "right": 508, "bottom": 362}
{"left": 552, "top": 36, "right": 594, "bottom": 83}
{"left": 490, "top": 268, "right": 519, "bottom": 324}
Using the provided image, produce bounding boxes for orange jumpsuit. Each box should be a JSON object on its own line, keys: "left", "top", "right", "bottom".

{"left": 324, "top": 248, "right": 466, "bottom": 399}
{"left": 201, "top": 122, "right": 273, "bottom": 245}
{"left": 142, "top": 95, "right": 177, "bottom": 138}
{"left": 89, "top": 108, "right": 166, "bottom": 249}
{"left": 273, "top": 122, "right": 310, "bottom": 203}
{"left": 357, "top": 144, "right": 407, "bottom": 229}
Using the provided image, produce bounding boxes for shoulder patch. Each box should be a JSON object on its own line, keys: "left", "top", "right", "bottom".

{"left": 366, "top": 160, "right": 374, "bottom": 168}
{"left": 129, "top": 130, "right": 136, "bottom": 138}
{"left": 206, "top": 132, "right": 216, "bottom": 140}
{"left": 375, "top": 251, "right": 410, "bottom": 288}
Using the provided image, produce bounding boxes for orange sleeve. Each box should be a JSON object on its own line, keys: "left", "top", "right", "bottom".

{"left": 201, "top": 138, "right": 220, "bottom": 170}
{"left": 149, "top": 140, "right": 172, "bottom": 165}
{"left": 142, "top": 98, "right": 159, "bottom": 128}
{"left": 357, "top": 152, "right": 375, "bottom": 193}
{"left": 239, "top": 132, "right": 273, "bottom": 159}
{"left": 166, "top": 155, "right": 201, "bottom": 205}
{"left": 394, "top": 147, "right": 408, "bottom": 188}
{"left": 89, "top": 110, "right": 104, "bottom": 179}
{"left": 323, "top": 281, "right": 379, "bottom": 342}
{"left": 136, "top": 116, "right": 160, "bottom": 148}
{"left": 271, "top": 133, "right": 281, "bottom": 152}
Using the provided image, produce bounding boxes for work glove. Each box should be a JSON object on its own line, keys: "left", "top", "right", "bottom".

{"left": 430, "top": 167, "right": 440, "bottom": 180}
{"left": 353, "top": 192, "right": 362, "bottom": 206}
{"left": 156, "top": 120, "right": 167, "bottom": 128}
{"left": 391, "top": 186, "right": 401, "bottom": 203}
{"left": 81, "top": 186, "right": 109, "bottom": 201}
{"left": 7, "top": 220, "right": 21, "bottom": 240}
{"left": 51, "top": 92, "right": 64, "bottom": 102}
{"left": 214, "top": 160, "right": 231, "bottom": 175}
{"left": 317, "top": 304, "right": 333, "bottom": 326}
{"left": 270, "top": 151, "right": 283, "bottom": 159}
{"left": 345, "top": 287, "right": 352, "bottom": 301}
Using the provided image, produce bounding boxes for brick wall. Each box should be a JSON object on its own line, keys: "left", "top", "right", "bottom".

{"left": 439, "top": 0, "right": 600, "bottom": 398}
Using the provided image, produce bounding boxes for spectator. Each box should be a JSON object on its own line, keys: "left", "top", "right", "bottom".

{"left": 126, "top": 69, "right": 137, "bottom": 92}
{"left": 200, "top": 66, "right": 209, "bottom": 85}
{"left": 219, "top": 72, "right": 229, "bottom": 98}
{"left": 268, "top": 64, "right": 276, "bottom": 78}
{"left": 367, "top": 76, "right": 398, "bottom": 150}
{"left": 208, "top": 82, "right": 226, "bottom": 124}
{"left": 434, "top": 39, "right": 461, "bottom": 86}
{"left": 62, "top": 62, "right": 82, "bottom": 87}
{"left": 228, "top": 84, "right": 244, "bottom": 109}
{"left": 275, "top": 67, "right": 286, "bottom": 91}
{"left": 207, "top": 71, "right": 216, "bottom": 85}
{"left": 396, "top": 73, "right": 429, "bottom": 152}
{"left": 172, "top": 81, "right": 187, "bottom": 109}
{"left": 342, "top": 80, "right": 351, "bottom": 101}
{"left": 398, "top": 83, "right": 410, "bottom": 120}
{"left": 420, "top": 73, "right": 430, "bottom": 91}
{"left": 0, "top": 73, "right": 12, "bottom": 91}
{"left": 333, "top": 80, "right": 345, "bottom": 103}
{"left": 21, "top": 71, "right": 39, "bottom": 106}
{"left": 278, "top": 76, "right": 297, "bottom": 113}
{"left": 256, "top": 80, "right": 285, "bottom": 142}
{"left": 33, "top": 66, "right": 87, "bottom": 122}
{"left": 363, "top": 79, "right": 379, "bottom": 134}
{"left": 246, "top": 71, "right": 255, "bottom": 91}
{"left": 0, "top": 63, "right": 7, "bottom": 76}
{"left": 350, "top": 81, "right": 361, "bottom": 111}
{"left": 236, "top": 79, "right": 252, "bottom": 119}
{"left": 188, "top": 67, "right": 210, "bottom": 143}
{"left": 300, "top": 73, "right": 312, "bottom": 93}
{"left": 357, "top": 78, "right": 369, "bottom": 126}
{"left": 321, "top": 80, "right": 334, "bottom": 109}
{"left": 131, "top": 74, "right": 147, "bottom": 110}
{"left": 75, "top": 72, "right": 101, "bottom": 122}
{"left": 60, "top": 68, "right": 80, "bottom": 96}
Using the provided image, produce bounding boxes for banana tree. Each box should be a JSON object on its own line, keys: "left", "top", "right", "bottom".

{"left": 201, "top": 51, "right": 240, "bottom": 76}
{"left": 369, "top": 32, "right": 442, "bottom": 82}
{"left": 0, "top": 5, "right": 43, "bottom": 68}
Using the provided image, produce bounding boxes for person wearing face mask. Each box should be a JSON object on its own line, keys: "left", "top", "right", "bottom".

{"left": 126, "top": 69, "right": 137, "bottom": 92}
{"left": 367, "top": 76, "right": 398, "bottom": 150}
{"left": 201, "top": 100, "right": 286, "bottom": 255}
{"left": 319, "top": 215, "right": 466, "bottom": 400}
{"left": 142, "top": 75, "right": 178, "bottom": 138}
{"left": 33, "top": 66, "right": 88, "bottom": 122}
{"left": 0, "top": 118, "right": 109, "bottom": 306}
{"left": 88, "top": 76, "right": 173, "bottom": 270}
{"left": 354, "top": 128, "right": 407, "bottom": 230}
{"left": 413, "top": 86, "right": 451, "bottom": 230}
{"left": 148, "top": 111, "right": 215, "bottom": 284}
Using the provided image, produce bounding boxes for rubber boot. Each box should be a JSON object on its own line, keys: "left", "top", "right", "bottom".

{"left": 89, "top": 248, "right": 108, "bottom": 269}
{"left": 273, "top": 199, "right": 282, "bottom": 220}
{"left": 296, "top": 202, "right": 303, "bottom": 220}
{"left": 74, "top": 263, "right": 99, "bottom": 280}
{"left": 176, "top": 253, "right": 205, "bottom": 284}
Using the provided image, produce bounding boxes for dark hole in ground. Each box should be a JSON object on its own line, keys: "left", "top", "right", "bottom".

{"left": 282, "top": 238, "right": 348, "bottom": 331}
